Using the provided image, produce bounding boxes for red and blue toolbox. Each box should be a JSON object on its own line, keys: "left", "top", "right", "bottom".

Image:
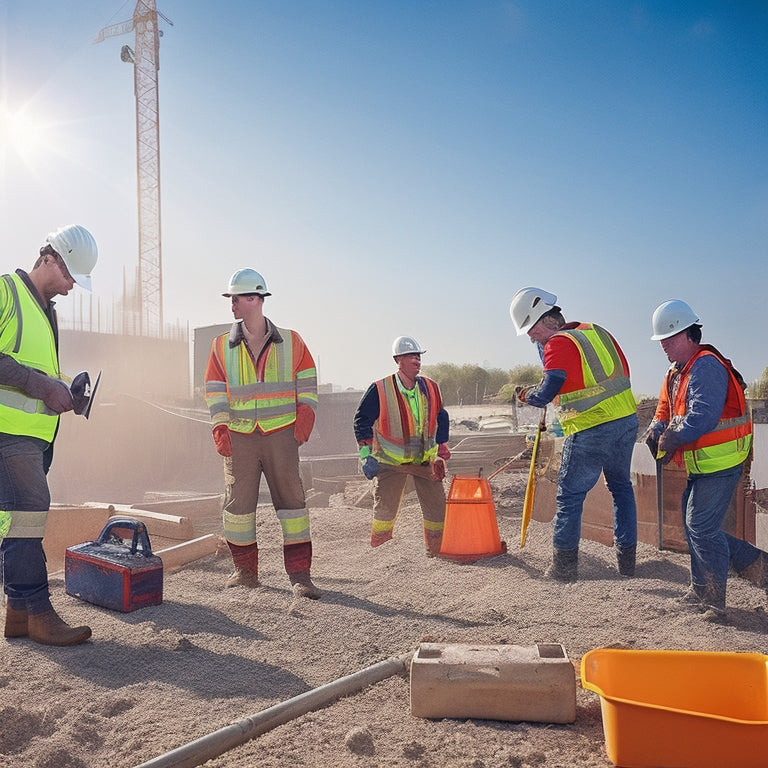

{"left": 65, "top": 517, "right": 163, "bottom": 612}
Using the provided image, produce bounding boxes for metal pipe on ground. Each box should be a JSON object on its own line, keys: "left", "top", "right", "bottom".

{"left": 133, "top": 652, "right": 414, "bottom": 768}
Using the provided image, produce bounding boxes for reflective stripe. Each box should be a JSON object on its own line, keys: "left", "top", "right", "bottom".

{"left": 372, "top": 517, "right": 395, "bottom": 535}
{"left": 5, "top": 510, "right": 48, "bottom": 538}
{"left": 205, "top": 324, "right": 317, "bottom": 434}
{"left": 223, "top": 510, "right": 257, "bottom": 545}
{"left": 373, "top": 375, "right": 441, "bottom": 464}
{"left": 554, "top": 324, "right": 635, "bottom": 435}
{"left": 276, "top": 507, "right": 311, "bottom": 544}
{"left": 0, "top": 274, "right": 60, "bottom": 440}
{"left": 423, "top": 518, "right": 444, "bottom": 532}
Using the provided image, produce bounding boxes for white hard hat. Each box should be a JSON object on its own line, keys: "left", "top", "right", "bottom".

{"left": 651, "top": 300, "right": 700, "bottom": 341}
{"left": 45, "top": 225, "right": 98, "bottom": 291}
{"left": 223, "top": 268, "right": 271, "bottom": 297}
{"left": 392, "top": 335, "right": 426, "bottom": 357}
{"left": 509, "top": 287, "right": 559, "bottom": 335}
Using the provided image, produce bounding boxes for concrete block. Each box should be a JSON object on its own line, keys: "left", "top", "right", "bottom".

{"left": 410, "top": 642, "right": 576, "bottom": 723}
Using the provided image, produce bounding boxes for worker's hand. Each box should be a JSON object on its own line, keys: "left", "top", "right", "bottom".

{"left": 642, "top": 431, "right": 659, "bottom": 459}
{"left": 294, "top": 403, "right": 315, "bottom": 445}
{"left": 658, "top": 429, "right": 683, "bottom": 464}
{"left": 213, "top": 424, "right": 232, "bottom": 457}
{"left": 437, "top": 443, "right": 451, "bottom": 461}
{"left": 514, "top": 386, "right": 529, "bottom": 404}
{"left": 361, "top": 455, "right": 379, "bottom": 480}
{"left": 431, "top": 458, "right": 446, "bottom": 481}
{"left": 24, "top": 369, "right": 74, "bottom": 414}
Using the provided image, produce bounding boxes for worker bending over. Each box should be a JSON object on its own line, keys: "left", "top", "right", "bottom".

{"left": 510, "top": 287, "right": 638, "bottom": 582}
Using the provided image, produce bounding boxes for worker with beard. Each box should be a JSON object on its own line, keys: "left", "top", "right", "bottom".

{"left": 353, "top": 336, "right": 450, "bottom": 555}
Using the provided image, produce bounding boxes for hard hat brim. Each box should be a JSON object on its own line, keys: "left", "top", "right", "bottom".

{"left": 222, "top": 291, "right": 271, "bottom": 297}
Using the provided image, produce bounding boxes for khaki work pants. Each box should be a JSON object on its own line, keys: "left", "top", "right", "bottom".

{"left": 372, "top": 462, "right": 446, "bottom": 553}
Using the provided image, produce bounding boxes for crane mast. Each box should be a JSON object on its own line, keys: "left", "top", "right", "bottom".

{"left": 95, "top": 1, "right": 169, "bottom": 338}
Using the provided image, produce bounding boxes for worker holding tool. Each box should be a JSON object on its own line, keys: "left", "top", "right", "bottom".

{"left": 644, "top": 300, "right": 760, "bottom": 622}
{"left": 353, "top": 336, "right": 451, "bottom": 555}
{"left": 509, "top": 287, "right": 638, "bottom": 581}
{"left": 1, "top": 224, "right": 98, "bottom": 646}
{"left": 204, "top": 269, "right": 321, "bottom": 599}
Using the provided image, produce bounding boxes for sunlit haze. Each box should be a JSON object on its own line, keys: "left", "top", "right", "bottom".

{"left": 1, "top": 1, "right": 766, "bottom": 396}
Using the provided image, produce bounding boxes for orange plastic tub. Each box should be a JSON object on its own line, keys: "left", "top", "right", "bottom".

{"left": 581, "top": 648, "right": 768, "bottom": 768}
{"left": 438, "top": 476, "right": 506, "bottom": 563}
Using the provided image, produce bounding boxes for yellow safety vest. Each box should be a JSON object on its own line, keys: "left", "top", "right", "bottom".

{"left": 0, "top": 273, "right": 60, "bottom": 441}
{"left": 555, "top": 324, "right": 636, "bottom": 435}
{"left": 205, "top": 325, "right": 317, "bottom": 434}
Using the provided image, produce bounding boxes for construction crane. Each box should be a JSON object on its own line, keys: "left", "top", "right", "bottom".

{"left": 94, "top": 1, "right": 172, "bottom": 338}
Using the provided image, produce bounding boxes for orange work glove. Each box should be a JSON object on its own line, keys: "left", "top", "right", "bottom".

{"left": 294, "top": 403, "right": 316, "bottom": 445}
{"left": 437, "top": 443, "right": 451, "bottom": 461}
{"left": 213, "top": 424, "right": 232, "bottom": 457}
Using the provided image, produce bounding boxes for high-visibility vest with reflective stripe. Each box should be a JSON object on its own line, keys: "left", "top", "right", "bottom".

{"left": 554, "top": 323, "right": 636, "bottom": 435}
{"left": 372, "top": 374, "right": 441, "bottom": 464}
{"left": 0, "top": 273, "right": 59, "bottom": 441}
{"left": 205, "top": 328, "right": 317, "bottom": 434}
{"left": 660, "top": 348, "right": 752, "bottom": 474}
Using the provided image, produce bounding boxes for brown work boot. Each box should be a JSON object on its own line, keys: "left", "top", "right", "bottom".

{"left": 27, "top": 609, "right": 91, "bottom": 646}
{"left": 737, "top": 552, "right": 768, "bottom": 589}
{"left": 225, "top": 569, "right": 261, "bottom": 589}
{"left": 4, "top": 604, "right": 28, "bottom": 638}
{"left": 289, "top": 570, "right": 322, "bottom": 599}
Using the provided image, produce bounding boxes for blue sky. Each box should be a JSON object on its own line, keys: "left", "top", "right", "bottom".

{"left": 1, "top": 1, "right": 766, "bottom": 396}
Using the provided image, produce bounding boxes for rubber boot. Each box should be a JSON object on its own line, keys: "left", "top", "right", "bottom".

{"left": 225, "top": 542, "right": 260, "bottom": 588}
{"left": 4, "top": 604, "right": 28, "bottom": 638}
{"left": 616, "top": 544, "right": 636, "bottom": 577}
{"left": 737, "top": 551, "right": 768, "bottom": 589}
{"left": 700, "top": 581, "right": 727, "bottom": 624}
{"left": 27, "top": 608, "right": 91, "bottom": 646}
{"left": 544, "top": 548, "right": 578, "bottom": 583}
{"left": 289, "top": 569, "right": 322, "bottom": 600}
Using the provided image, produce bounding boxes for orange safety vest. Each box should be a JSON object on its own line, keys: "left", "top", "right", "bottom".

{"left": 372, "top": 374, "right": 442, "bottom": 465}
{"left": 658, "top": 346, "right": 752, "bottom": 474}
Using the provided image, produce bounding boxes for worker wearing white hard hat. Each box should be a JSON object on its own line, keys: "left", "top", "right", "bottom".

{"left": 205, "top": 268, "right": 321, "bottom": 599}
{"left": 353, "top": 336, "right": 451, "bottom": 555}
{"left": 0, "top": 224, "right": 99, "bottom": 646}
{"left": 509, "top": 287, "right": 638, "bottom": 582}
{"left": 644, "top": 299, "right": 759, "bottom": 621}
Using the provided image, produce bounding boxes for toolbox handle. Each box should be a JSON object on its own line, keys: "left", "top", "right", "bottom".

{"left": 97, "top": 517, "right": 154, "bottom": 556}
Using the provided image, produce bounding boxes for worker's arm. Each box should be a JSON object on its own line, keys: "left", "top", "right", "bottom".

{"left": 659, "top": 356, "right": 727, "bottom": 454}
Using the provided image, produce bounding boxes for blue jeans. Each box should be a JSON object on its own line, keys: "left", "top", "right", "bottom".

{"left": 553, "top": 414, "right": 638, "bottom": 551}
{"left": 0, "top": 435, "right": 52, "bottom": 613}
{"left": 682, "top": 463, "right": 758, "bottom": 590}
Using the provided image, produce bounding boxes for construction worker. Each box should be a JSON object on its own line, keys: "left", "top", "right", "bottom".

{"left": 510, "top": 287, "right": 638, "bottom": 582}
{"left": 644, "top": 300, "right": 761, "bottom": 622}
{"left": 1, "top": 224, "right": 97, "bottom": 646}
{"left": 353, "top": 336, "right": 451, "bottom": 555}
{"left": 204, "top": 269, "right": 321, "bottom": 599}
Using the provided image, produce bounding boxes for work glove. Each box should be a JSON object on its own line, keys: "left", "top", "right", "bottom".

{"left": 658, "top": 429, "right": 683, "bottom": 465}
{"left": 362, "top": 455, "right": 379, "bottom": 480}
{"left": 437, "top": 443, "right": 451, "bottom": 461}
{"left": 431, "top": 457, "right": 446, "bottom": 481}
{"left": 24, "top": 369, "right": 74, "bottom": 414}
{"left": 642, "top": 431, "right": 659, "bottom": 459}
{"left": 514, "top": 385, "right": 529, "bottom": 404}
{"left": 212, "top": 424, "right": 232, "bottom": 457}
{"left": 294, "top": 403, "right": 315, "bottom": 445}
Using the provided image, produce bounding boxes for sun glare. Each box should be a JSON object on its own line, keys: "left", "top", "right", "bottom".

{"left": 0, "top": 106, "right": 53, "bottom": 165}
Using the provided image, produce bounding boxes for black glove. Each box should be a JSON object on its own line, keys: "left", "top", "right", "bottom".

{"left": 24, "top": 369, "right": 74, "bottom": 414}
{"left": 643, "top": 431, "right": 659, "bottom": 459}
{"left": 362, "top": 456, "right": 379, "bottom": 480}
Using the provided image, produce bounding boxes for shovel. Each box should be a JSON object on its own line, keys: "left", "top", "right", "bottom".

{"left": 520, "top": 408, "right": 547, "bottom": 547}
{"left": 656, "top": 455, "right": 664, "bottom": 551}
